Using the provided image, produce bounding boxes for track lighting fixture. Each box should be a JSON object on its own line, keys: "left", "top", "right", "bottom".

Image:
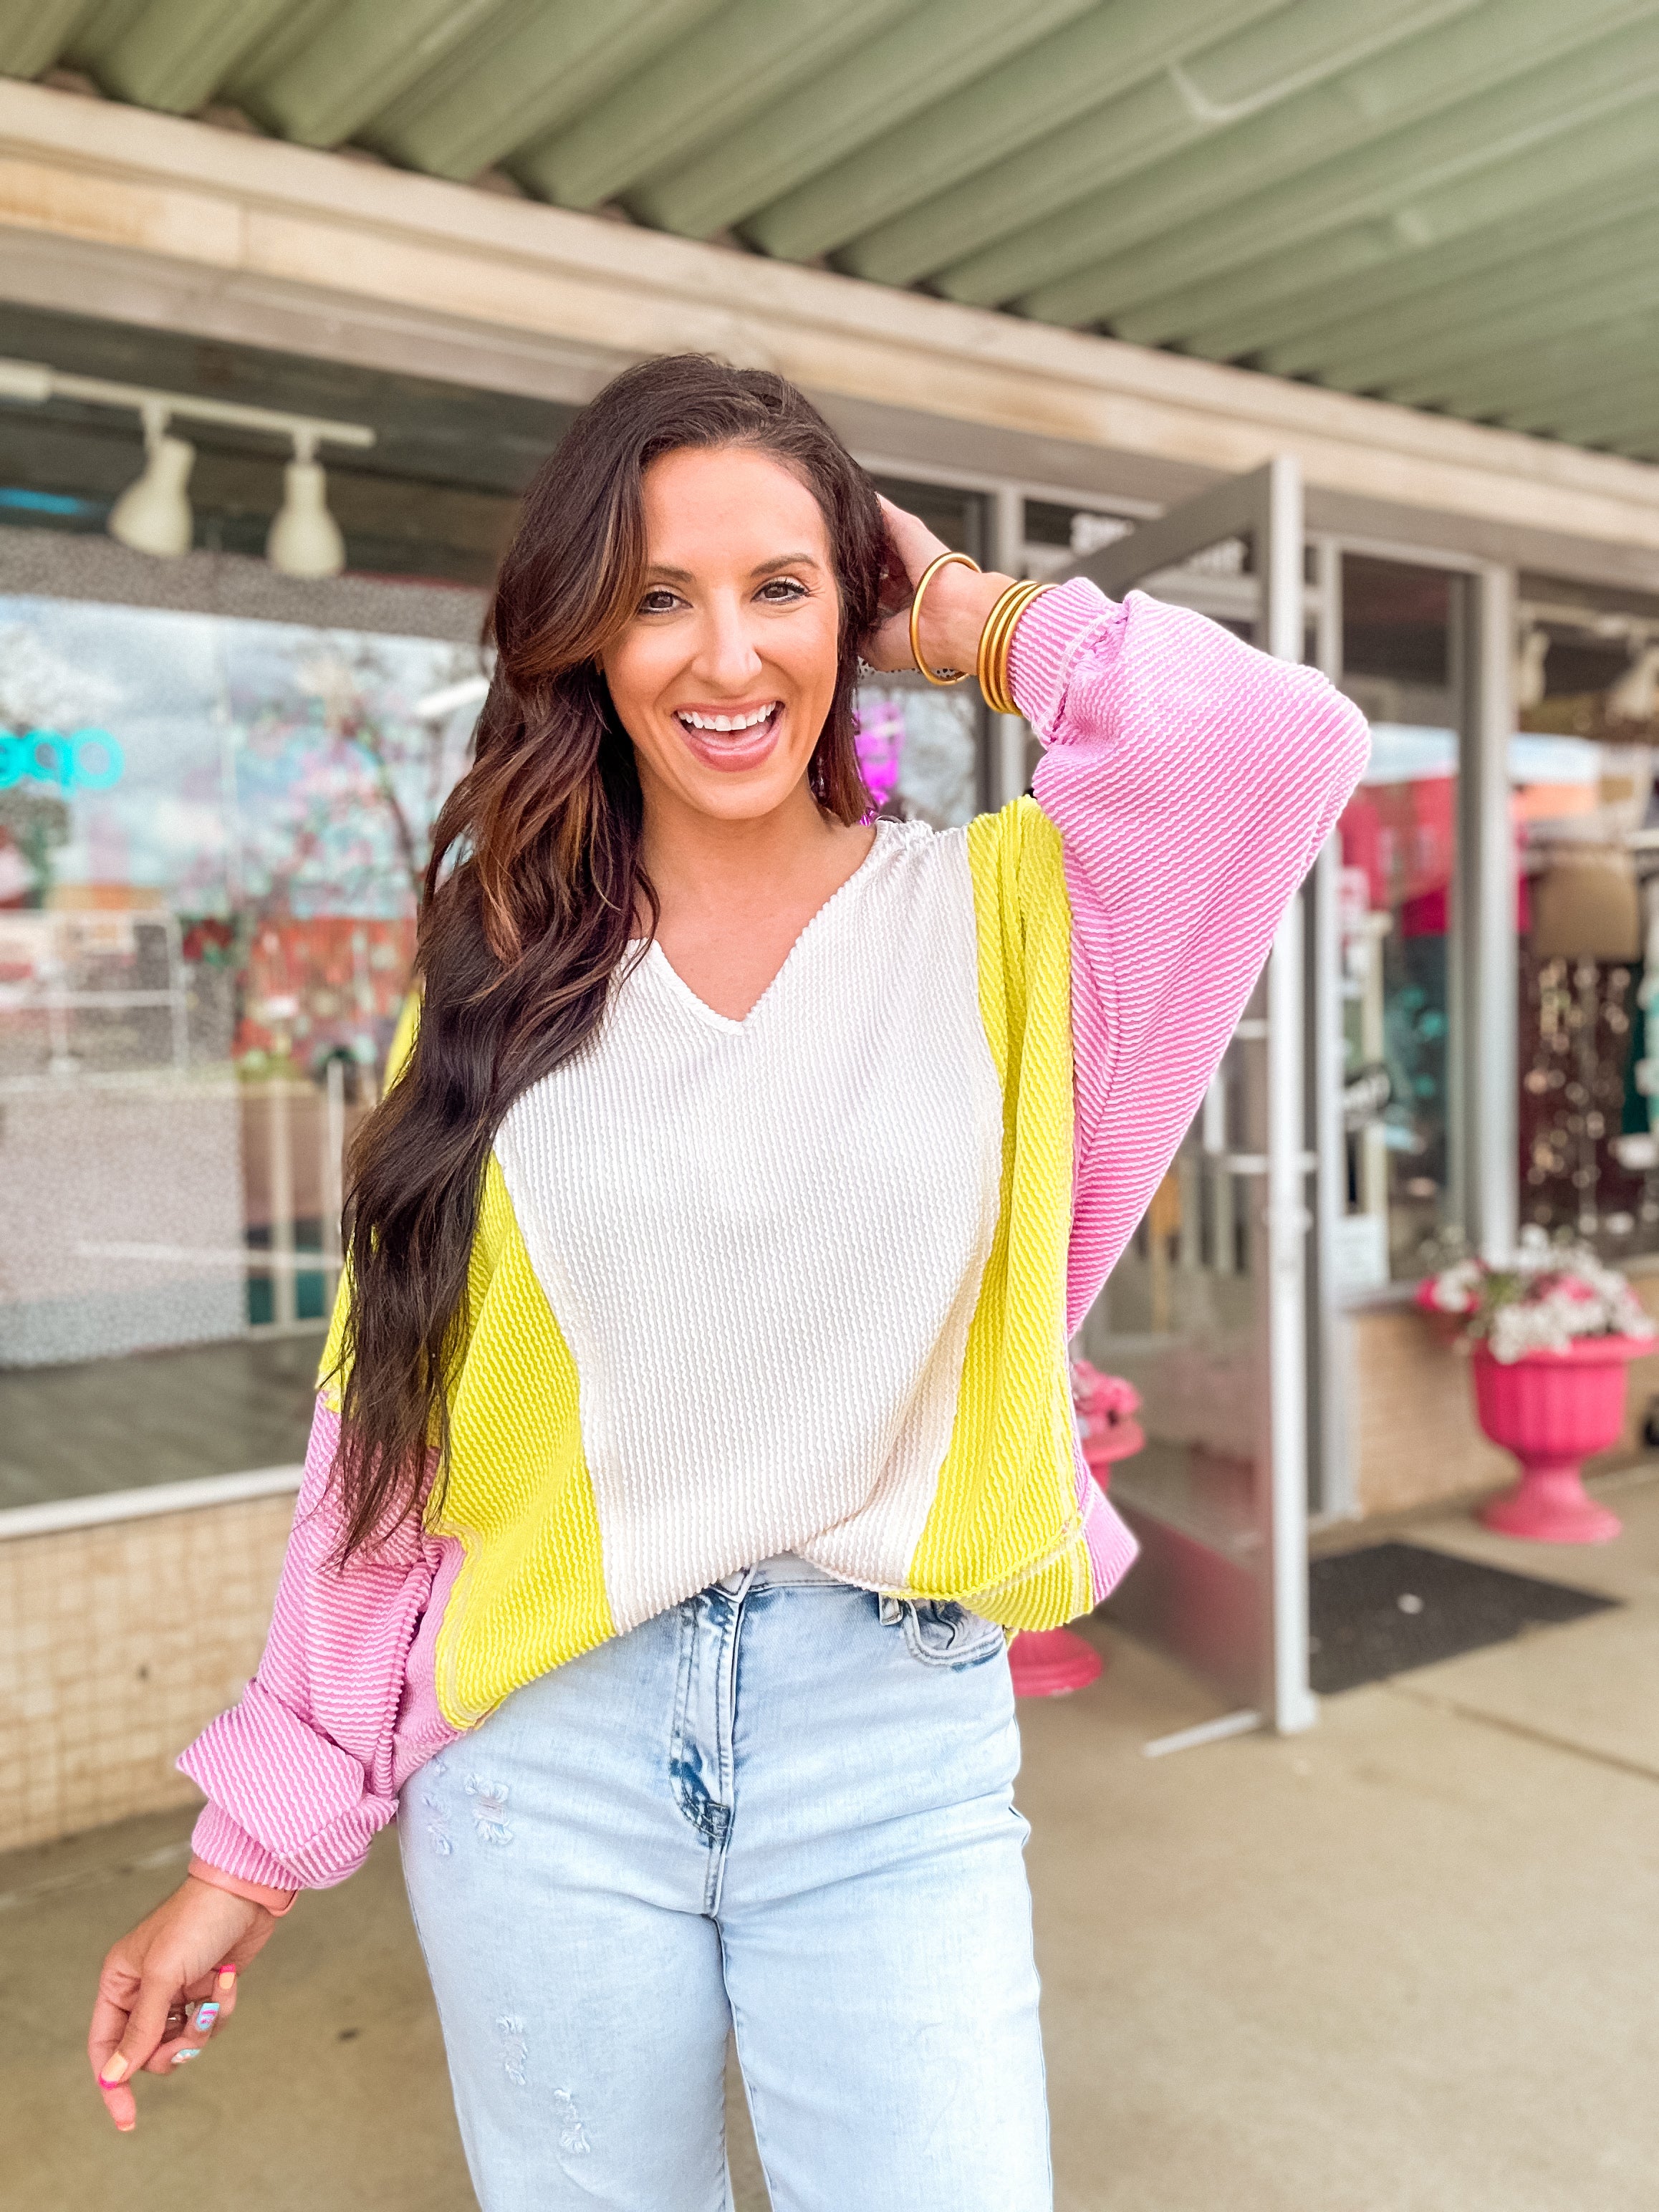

{"left": 1607, "top": 640, "right": 1659, "bottom": 726}
{"left": 0, "top": 353, "right": 373, "bottom": 574}
{"left": 107, "top": 400, "right": 196, "bottom": 558}
{"left": 1516, "top": 626, "right": 1550, "bottom": 711}
{"left": 267, "top": 429, "right": 345, "bottom": 579}
{"left": 414, "top": 673, "right": 492, "bottom": 723}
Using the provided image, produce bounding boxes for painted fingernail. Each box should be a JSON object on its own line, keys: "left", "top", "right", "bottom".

{"left": 193, "top": 2002, "right": 221, "bottom": 2032}
{"left": 117, "top": 2122, "right": 135, "bottom": 2133}
{"left": 171, "top": 2047, "right": 201, "bottom": 2065}
{"left": 98, "top": 2054, "right": 130, "bottom": 2087}
{"left": 215, "top": 1965, "right": 238, "bottom": 1989}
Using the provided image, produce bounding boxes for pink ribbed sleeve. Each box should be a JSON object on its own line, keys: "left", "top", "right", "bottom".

{"left": 179, "top": 1400, "right": 462, "bottom": 1891}
{"left": 1011, "top": 580, "right": 1370, "bottom": 1336}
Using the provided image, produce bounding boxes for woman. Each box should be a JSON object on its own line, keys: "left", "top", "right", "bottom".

{"left": 88, "top": 357, "right": 1367, "bottom": 2206}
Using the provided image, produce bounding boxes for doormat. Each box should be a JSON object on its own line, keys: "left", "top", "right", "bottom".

{"left": 1308, "top": 1540, "right": 1617, "bottom": 1696}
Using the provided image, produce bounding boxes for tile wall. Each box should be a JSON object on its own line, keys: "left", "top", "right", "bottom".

{"left": 0, "top": 1496, "right": 292, "bottom": 1852}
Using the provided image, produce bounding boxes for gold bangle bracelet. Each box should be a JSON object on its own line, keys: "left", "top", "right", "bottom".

{"left": 976, "top": 582, "right": 1038, "bottom": 714}
{"left": 1003, "top": 581, "right": 1052, "bottom": 710}
{"left": 908, "top": 550, "right": 981, "bottom": 686}
{"left": 978, "top": 580, "right": 1052, "bottom": 715}
{"left": 976, "top": 585, "right": 1033, "bottom": 713}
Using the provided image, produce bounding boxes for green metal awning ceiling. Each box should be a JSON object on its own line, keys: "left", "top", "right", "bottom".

{"left": 4, "top": 0, "right": 1658, "bottom": 463}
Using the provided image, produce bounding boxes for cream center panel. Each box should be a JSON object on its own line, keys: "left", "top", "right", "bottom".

{"left": 494, "top": 822, "right": 1003, "bottom": 1630}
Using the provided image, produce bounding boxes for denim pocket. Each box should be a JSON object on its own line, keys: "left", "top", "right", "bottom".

{"left": 899, "top": 1600, "right": 1008, "bottom": 1670}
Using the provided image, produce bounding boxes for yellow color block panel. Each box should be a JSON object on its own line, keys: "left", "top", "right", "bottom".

{"left": 432, "top": 1158, "right": 612, "bottom": 1728}
{"left": 911, "top": 798, "right": 1087, "bottom": 1627}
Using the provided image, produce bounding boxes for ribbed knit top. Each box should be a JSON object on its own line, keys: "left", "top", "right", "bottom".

{"left": 498, "top": 819, "right": 1001, "bottom": 1627}
{"left": 181, "top": 580, "right": 1370, "bottom": 1895}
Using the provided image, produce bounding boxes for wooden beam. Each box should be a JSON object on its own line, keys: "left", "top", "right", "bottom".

{"left": 2, "top": 80, "right": 1659, "bottom": 554}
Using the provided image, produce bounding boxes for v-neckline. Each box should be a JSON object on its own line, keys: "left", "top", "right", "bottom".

{"left": 642, "top": 822, "right": 889, "bottom": 1034}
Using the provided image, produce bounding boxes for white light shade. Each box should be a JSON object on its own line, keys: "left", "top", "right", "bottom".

{"left": 108, "top": 428, "right": 194, "bottom": 557}
{"left": 414, "top": 673, "right": 491, "bottom": 721}
{"left": 267, "top": 456, "right": 345, "bottom": 579}
{"left": 0, "top": 359, "right": 51, "bottom": 403}
{"left": 1608, "top": 642, "right": 1659, "bottom": 726}
{"left": 1515, "top": 626, "right": 1550, "bottom": 710}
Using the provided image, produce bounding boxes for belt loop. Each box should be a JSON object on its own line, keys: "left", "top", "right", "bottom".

{"left": 878, "top": 1594, "right": 903, "bottom": 1627}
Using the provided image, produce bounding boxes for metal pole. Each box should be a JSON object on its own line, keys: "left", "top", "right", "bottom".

{"left": 269, "top": 1079, "right": 297, "bottom": 1330}
{"left": 1261, "top": 455, "right": 1317, "bottom": 1734}
{"left": 1307, "top": 539, "right": 1355, "bottom": 1521}
{"left": 323, "top": 1055, "right": 345, "bottom": 1319}
{"left": 989, "top": 484, "right": 1029, "bottom": 808}
{"left": 1461, "top": 566, "right": 1519, "bottom": 1261}
{"left": 165, "top": 913, "right": 189, "bottom": 1072}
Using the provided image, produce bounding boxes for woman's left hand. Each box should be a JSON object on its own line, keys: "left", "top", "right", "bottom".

{"left": 89, "top": 1877, "right": 276, "bottom": 2131}
{"left": 862, "top": 496, "right": 1012, "bottom": 681}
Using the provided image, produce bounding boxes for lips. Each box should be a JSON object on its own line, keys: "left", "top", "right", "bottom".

{"left": 673, "top": 701, "right": 782, "bottom": 774}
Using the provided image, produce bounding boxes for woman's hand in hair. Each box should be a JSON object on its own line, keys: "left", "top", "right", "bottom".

{"left": 88, "top": 1877, "right": 277, "bottom": 2130}
{"left": 862, "top": 495, "right": 1012, "bottom": 680}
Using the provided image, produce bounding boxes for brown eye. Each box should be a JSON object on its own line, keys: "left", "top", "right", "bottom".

{"left": 758, "top": 577, "right": 807, "bottom": 603}
{"left": 639, "top": 589, "right": 681, "bottom": 615}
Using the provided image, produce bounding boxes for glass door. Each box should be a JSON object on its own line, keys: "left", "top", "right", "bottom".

{"left": 1067, "top": 459, "right": 1317, "bottom": 1733}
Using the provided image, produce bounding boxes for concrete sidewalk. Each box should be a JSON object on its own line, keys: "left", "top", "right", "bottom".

{"left": 10, "top": 1472, "right": 1657, "bottom": 2211}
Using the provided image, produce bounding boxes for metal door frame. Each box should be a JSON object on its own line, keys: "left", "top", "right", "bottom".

{"left": 1066, "top": 456, "right": 1317, "bottom": 1733}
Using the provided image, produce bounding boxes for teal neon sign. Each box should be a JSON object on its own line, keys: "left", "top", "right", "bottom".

{"left": 0, "top": 727, "right": 125, "bottom": 792}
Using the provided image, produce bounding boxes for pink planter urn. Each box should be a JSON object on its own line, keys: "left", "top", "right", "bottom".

{"left": 1472, "top": 1335, "right": 1643, "bottom": 1545}
{"left": 1008, "top": 1378, "right": 1145, "bottom": 1699}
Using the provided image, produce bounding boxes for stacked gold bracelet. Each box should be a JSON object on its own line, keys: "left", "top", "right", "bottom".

{"left": 976, "top": 580, "right": 1053, "bottom": 716}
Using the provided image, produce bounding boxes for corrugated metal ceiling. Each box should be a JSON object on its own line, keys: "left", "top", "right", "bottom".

{"left": 4, "top": 0, "right": 1657, "bottom": 463}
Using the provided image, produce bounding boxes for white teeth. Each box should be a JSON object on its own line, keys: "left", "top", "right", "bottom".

{"left": 677, "top": 704, "right": 777, "bottom": 732}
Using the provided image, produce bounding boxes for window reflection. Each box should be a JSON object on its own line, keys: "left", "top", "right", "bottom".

{"left": 852, "top": 683, "right": 979, "bottom": 827}
{"left": 0, "top": 595, "right": 481, "bottom": 1507}
{"left": 1515, "top": 578, "right": 1659, "bottom": 1251}
{"left": 1334, "top": 557, "right": 1458, "bottom": 1286}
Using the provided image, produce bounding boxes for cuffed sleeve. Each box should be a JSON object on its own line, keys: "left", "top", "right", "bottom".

{"left": 176, "top": 1398, "right": 461, "bottom": 1890}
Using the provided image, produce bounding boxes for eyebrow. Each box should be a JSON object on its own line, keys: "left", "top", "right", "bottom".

{"left": 643, "top": 552, "right": 824, "bottom": 582}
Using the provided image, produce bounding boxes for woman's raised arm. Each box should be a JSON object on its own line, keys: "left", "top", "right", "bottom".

{"left": 1012, "top": 580, "right": 1370, "bottom": 1335}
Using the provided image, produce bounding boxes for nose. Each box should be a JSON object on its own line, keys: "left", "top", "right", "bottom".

{"left": 693, "top": 590, "right": 765, "bottom": 693}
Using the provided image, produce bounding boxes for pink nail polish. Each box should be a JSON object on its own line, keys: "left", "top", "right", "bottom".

{"left": 98, "top": 2054, "right": 130, "bottom": 2087}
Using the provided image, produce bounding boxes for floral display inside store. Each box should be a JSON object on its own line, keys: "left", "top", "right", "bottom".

{"left": 1514, "top": 579, "right": 1659, "bottom": 1254}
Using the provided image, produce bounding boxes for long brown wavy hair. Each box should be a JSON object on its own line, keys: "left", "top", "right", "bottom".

{"left": 330, "top": 355, "right": 887, "bottom": 1557}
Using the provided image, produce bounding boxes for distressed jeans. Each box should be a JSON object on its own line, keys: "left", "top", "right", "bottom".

{"left": 399, "top": 1555, "right": 1052, "bottom": 2210}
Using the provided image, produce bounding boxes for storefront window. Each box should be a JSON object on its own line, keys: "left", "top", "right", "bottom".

{"left": 0, "top": 592, "right": 483, "bottom": 1509}
{"left": 1333, "top": 557, "right": 1461, "bottom": 1287}
{"left": 852, "top": 680, "right": 979, "bottom": 827}
{"left": 867, "top": 476, "right": 988, "bottom": 817}
{"left": 1514, "top": 580, "right": 1659, "bottom": 1251}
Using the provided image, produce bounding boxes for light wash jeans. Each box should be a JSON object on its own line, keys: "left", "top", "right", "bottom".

{"left": 399, "top": 1555, "right": 1052, "bottom": 2210}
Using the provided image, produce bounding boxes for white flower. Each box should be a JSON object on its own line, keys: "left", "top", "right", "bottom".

{"left": 1481, "top": 1243, "right": 1657, "bottom": 1360}
{"left": 1428, "top": 1260, "right": 1483, "bottom": 1313}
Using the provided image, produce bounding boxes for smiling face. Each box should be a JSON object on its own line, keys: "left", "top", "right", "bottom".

{"left": 600, "top": 445, "right": 843, "bottom": 827}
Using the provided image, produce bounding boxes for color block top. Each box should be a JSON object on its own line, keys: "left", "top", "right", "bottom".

{"left": 181, "top": 580, "right": 1370, "bottom": 1893}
